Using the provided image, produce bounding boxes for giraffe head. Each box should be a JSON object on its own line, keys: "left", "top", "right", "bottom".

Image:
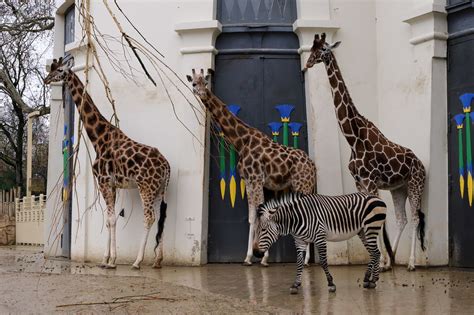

{"left": 44, "top": 57, "right": 71, "bottom": 84}
{"left": 304, "top": 33, "right": 341, "bottom": 70}
{"left": 186, "top": 68, "right": 214, "bottom": 101}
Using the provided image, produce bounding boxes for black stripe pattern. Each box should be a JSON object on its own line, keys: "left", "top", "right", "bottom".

{"left": 253, "top": 192, "right": 387, "bottom": 294}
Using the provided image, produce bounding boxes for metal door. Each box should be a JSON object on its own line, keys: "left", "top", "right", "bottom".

{"left": 207, "top": 53, "right": 308, "bottom": 263}
{"left": 447, "top": 1, "right": 474, "bottom": 267}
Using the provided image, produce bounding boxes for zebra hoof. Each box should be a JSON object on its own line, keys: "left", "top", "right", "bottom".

{"left": 260, "top": 261, "right": 269, "bottom": 267}
{"left": 104, "top": 264, "right": 116, "bottom": 269}
{"left": 290, "top": 286, "right": 299, "bottom": 295}
{"left": 328, "top": 285, "right": 336, "bottom": 293}
{"left": 363, "top": 281, "right": 376, "bottom": 289}
{"left": 304, "top": 263, "right": 310, "bottom": 267}
{"left": 380, "top": 265, "right": 392, "bottom": 272}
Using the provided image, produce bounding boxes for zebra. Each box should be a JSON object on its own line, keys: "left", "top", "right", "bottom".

{"left": 252, "top": 192, "right": 394, "bottom": 294}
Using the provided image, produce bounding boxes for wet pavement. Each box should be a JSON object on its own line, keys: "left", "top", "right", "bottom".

{"left": 1, "top": 246, "right": 474, "bottom": 314}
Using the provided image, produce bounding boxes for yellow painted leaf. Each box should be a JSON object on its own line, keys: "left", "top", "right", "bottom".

{"left": 230, "top": 176, "right": 236, "bottom": 208}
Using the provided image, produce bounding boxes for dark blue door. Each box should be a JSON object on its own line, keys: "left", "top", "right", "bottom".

{"left": 447, "top": 0, "right": 474, "bottom": 267}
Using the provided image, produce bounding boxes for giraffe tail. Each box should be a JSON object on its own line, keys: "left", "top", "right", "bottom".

{"left": 417, "top": 209, "right": 426, "bottom": 251}
{"left": 409, "top": 155, "right": 426, "bottom": 252}
{"left": 382, "top": 223, "right": 394, "bottom": 266}
{"left": 154, "top": 200, "right": 168, "bottom": 252}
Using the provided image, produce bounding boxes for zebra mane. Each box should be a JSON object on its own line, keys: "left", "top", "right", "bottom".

{"left": 260, "top": 192, "right": 306, "bottom": 215}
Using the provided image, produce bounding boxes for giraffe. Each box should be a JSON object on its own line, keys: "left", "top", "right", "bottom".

{"left": 304, "top": 34, "right": 426, "bottom": 271}
{"left": 44, "top": 57, "right": 170, "bottom": 269}
{"left": 187, "top": 69, "right": 317, "bottom": 266}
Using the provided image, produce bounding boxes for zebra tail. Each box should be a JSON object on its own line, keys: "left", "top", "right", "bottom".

{"left": 417, "top": 209, "right": 426, "bottom": 251}
{"left": 154, "top": 200, "right": 168, "bottom": 252}
{"left": 382, "top": 223, "right": 395, "bottom": 266}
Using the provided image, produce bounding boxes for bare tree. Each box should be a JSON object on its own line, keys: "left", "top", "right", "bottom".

{"left": 0, "top": 0, "right": 54, "bottom": 193}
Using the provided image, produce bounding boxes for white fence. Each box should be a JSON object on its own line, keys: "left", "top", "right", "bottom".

{"left": 15, "top": 194, "right": 45, "bottom": 246}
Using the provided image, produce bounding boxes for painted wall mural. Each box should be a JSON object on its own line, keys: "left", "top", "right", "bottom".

{"left": 216, "top": 103, "right": 304, "bottom": 208}
{"left": 454, "top": 93, "right": 474, "bottom": 206}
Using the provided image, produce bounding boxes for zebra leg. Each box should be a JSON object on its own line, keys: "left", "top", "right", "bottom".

{"left": 315, "top": 239, "right": 336, "bottom": 292}
{"left": 361, "top": 229, "right": 381, "bottom": 289}
{"left": 290, "top": 249, "right": 305, "bottom": 294}
{"left": 358, "top": 231, "right": 373, "bottom": 285}
{"left": 304, "top": 243, "right": 311, "bottom": 266}
{"left": 290, "top": 239, "right": 307, "bottom": 294}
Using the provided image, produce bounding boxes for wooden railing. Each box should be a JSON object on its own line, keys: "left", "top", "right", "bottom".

{"left": 0, "top": 187, "right": 20, "bottom": 217}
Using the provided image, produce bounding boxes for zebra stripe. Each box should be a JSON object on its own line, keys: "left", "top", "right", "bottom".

{"left": 252, "top": 192, "right": 394, "bottom": 294}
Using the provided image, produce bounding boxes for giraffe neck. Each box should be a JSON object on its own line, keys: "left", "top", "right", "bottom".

{"left": 324, "top": 54, "right": 365, "bottom": 147}
{"left": 66, "top": 71, "right": 115, "bottom": 151}
{"left": 200, "top": 90, "right": 250, "bottom": 149}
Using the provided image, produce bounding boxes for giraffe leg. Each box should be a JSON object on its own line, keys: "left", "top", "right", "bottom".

{"left": 132, "top": 188, "right": 157, "bottom": 269}
{"left": 244, "top": 181, "right": 264, "bottom": 266}
{"left": 97, "top": 183, "right": 116, "bottom": 269}
{"left": 384, "top": 187, "right": 408, "bottom": 271}
{"left": 244, "top": 220, "right": 255, "bottom": 266}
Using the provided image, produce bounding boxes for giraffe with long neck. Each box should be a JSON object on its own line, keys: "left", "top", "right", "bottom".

{"left": 44, "top": 57, "right": 171, "bottom": 269}
{"left": 304, "top": 34, "right": 426, "bottom": 271}
{"left": 187, "top": 69, "right": 317, "bottom": 266}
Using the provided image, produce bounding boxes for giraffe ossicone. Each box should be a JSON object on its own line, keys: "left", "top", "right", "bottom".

{"left": 44, "top": 57, "right": 171, "bottom": 270}
{"left": 305, "top": 33, "right": 427, "bottom": 271}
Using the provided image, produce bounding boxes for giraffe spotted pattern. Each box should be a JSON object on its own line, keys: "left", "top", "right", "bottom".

{"left": 305, "top": 34, "right": 426, "bottom": 271}
{"left": 44, "top": 58, "right": 170, "bottom": 269}
{"left": 187, "top": 69, "right": 317, "bottom": 266}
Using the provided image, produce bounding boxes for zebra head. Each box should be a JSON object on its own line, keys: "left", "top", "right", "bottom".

{"left": 252, "top": 201, "right": 280, "bottom": 258}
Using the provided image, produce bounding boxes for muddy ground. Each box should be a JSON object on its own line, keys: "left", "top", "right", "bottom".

{"left": 1, "top": 246, "right": 474, "bottom": 314}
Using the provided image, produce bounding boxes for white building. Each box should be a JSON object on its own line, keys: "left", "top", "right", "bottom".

{"left": 45, "top": 0, "right": 454, "bottom": 267}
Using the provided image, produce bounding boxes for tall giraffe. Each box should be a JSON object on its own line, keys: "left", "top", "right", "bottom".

{"left": 304, "top": 34, "right": 426, "bottom": 271}
{"left": 44, "top": 58, "right": 170, "bottom": 269}
{"left": 187, "top": 69, "right": 316, "bottom": 266}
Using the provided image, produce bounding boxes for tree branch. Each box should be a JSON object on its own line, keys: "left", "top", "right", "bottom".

{"left": 0, "top": 122, "right": 17, "bottom": 151}
{"left": 0, "top": 68, "right": 49, "bottom": 115}
{"left": 0, "top": 17, "right": 54, "bottom": 34}
{"left": 0, "top": 151, "right": 15, "bottom": 167}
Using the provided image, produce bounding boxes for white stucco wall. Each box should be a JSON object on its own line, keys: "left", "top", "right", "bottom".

{"left": 45, "top": 0, "right": 448, "bottom": 266}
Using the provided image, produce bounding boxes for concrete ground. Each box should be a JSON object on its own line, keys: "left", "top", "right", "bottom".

{"left": 1, "top": 247, "right": 474, "bottom": 314}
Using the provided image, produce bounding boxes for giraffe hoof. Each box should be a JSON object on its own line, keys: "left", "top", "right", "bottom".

{"left": 380, "top": 265, "right": 392, "bottom": 272}
{"left": 242, "top": 261, "right": 252, "bottom": 266}
{"left": 152, "top": 263, "right": 162, "bottom": 269}
{"left": 304, "top": 263, "right": 310, "bottom": 267}
{"left": 131, "top": 264, "right": 140, "bottom": 270}
{"left": 260, "top": 261, "right": 269, "bottom": 267}
{"left": 97, "top": 263, "right": 107, "bottom": 269}
{"left": 289, "top": 286, "right": 299, "bottom": 295}
{"left": 407, "top": 265, "right": 415, "bottom": 272}
{"left": 104, "top": 264, "right": 116, "bottom": 269}
{"left": 328, "top": 285, "right": 337, "bottom": 293}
